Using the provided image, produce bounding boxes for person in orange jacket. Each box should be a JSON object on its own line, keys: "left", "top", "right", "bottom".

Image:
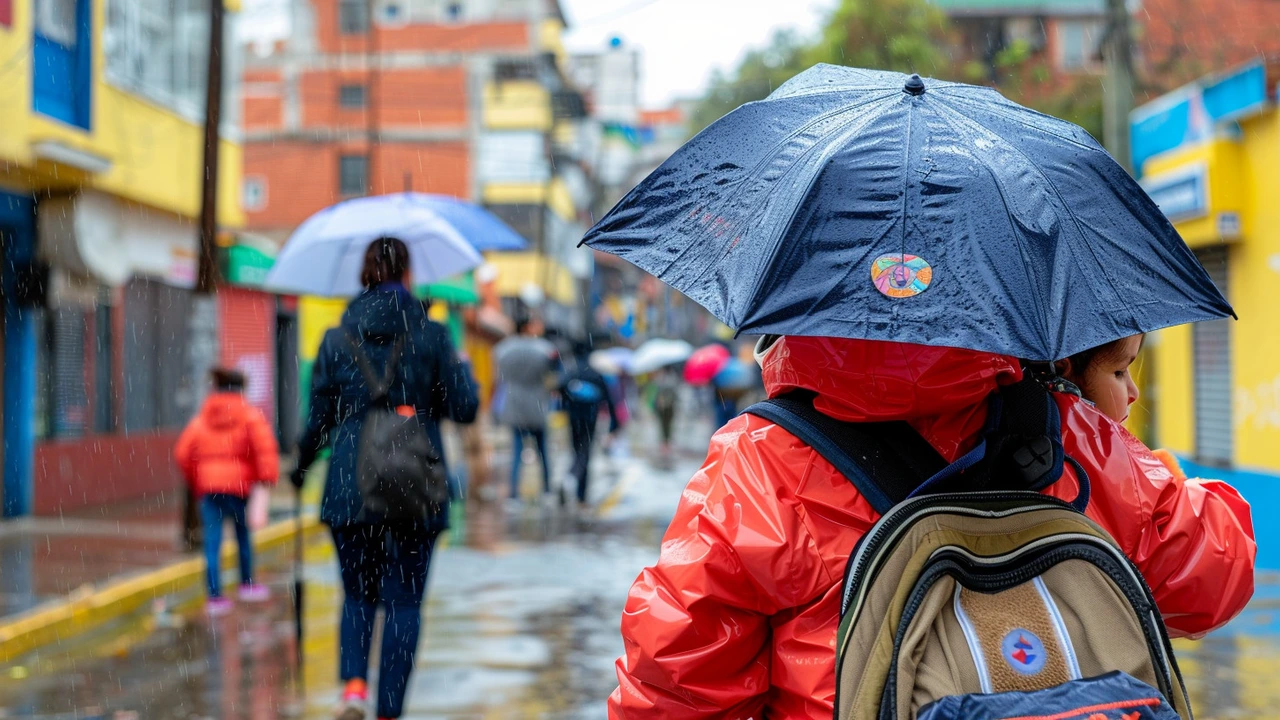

{"left": 175, "top": 368, "right": 280, "bottom": 616}
{"left": 609, "top": 336, "right": 1255, "bottom": 719}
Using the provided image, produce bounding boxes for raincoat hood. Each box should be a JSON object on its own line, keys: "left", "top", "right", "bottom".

{"left": 762, "top": 336, "right": 1023, "bottom": 460}
{"left": 342, "top": 285, "right": 423, "bottom": 340}
{"left": 201, "top": 392, "right": 251, "bottom": 430}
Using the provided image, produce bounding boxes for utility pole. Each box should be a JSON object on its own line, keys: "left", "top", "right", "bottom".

{"left": 1103, "top": 0, "right": 1135, "bottom": 174}
{"left": 184, "top": 0, "right": 225, "bottom": 551}
{"left": 197, "top": 0, "right": 225, "bottom": 294}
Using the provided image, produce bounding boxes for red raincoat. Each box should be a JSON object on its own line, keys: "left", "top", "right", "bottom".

{"left": 610, "top": 337, "right": 1255, "bottom": 719}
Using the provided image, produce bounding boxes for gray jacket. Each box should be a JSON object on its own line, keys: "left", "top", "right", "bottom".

{"left": 494, "top": 335, "right": 559, "bottom": 429}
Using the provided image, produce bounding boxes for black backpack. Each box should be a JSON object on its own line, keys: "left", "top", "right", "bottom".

{"left": 345, "top": 331, "right": 449, "bottom": 521}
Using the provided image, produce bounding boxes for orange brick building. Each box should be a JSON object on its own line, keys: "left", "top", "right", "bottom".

{"left": 239, "top": 0, "right": 589, "bottom": 261}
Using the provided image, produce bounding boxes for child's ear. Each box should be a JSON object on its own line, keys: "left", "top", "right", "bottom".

{"left": 1054, "top": 358, "right": 1074, "bottom": 378}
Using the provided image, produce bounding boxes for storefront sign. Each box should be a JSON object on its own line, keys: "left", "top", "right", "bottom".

{"left": 221, "top": 244, "right": 275, "bottom": 287}
{"left": 1142, "top": 164, "right": 1208, "bottom": 222}
{"left": 1131, "top": 60, "right": 1268, "bottom": 175}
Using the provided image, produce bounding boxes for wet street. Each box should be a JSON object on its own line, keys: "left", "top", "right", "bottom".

{"left": 0, "top": 436, "right": 1277, "bottom": 719}
{"left": 0, "top": 436, "right": 696, "bottom": 720}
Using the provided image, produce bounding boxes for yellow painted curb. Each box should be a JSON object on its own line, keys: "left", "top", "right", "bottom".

{"left": 0, "top": 514, "right": 322, "bottom": 662}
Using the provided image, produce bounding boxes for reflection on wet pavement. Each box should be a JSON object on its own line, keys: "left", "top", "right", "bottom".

{"left": 0, "top": 452, "right": 691, "bottom": 720}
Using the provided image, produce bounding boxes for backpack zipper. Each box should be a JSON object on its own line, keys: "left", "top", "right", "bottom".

{"left": 841, "top": 492, "right": 1075, "bottom": 616}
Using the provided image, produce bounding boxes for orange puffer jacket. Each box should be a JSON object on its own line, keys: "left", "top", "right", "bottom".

{"left": 609, "top": 336, "right": 1255, "bottom": 719}
{"left": 175, "top": 392, "right": 280, "bottom": 498}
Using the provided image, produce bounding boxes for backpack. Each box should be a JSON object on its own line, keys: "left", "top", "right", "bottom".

{"left": 565, "top": 375, "right": 605, "bottom": 405}
{"left": 345, "top": 331, "right": 449, "bottom": 521}
{"left": 745, "top": 377, "right": 1192, "bottom": 720}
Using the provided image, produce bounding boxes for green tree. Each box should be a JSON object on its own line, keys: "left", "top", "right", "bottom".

{"left": 689, "top": 28, "right": 811, "bottom": 133}
{"left": 804, "top": 0, "right": 951, "bottom": 77}
{"left": 687, "top": 0, "right": 1103, "bottom": 142}
{"left": 689, "top": 0, "right": 951, "bottom": 134}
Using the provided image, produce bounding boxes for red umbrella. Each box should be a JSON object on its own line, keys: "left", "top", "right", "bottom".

{"left": 684, "top": 344, "right": 731, "bottom": 385}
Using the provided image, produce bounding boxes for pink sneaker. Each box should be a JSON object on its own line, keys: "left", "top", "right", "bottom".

{"left": 205, "top": 597, "right": 234, "bottom": 617}
{"left": 238, "top": 583, "right": 271, "bottom": 603}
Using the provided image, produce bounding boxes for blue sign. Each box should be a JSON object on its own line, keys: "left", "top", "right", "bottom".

{"left": 1141, "top": 164, "right": 1207, "bottom": 221}
{"left": 1130, "top": 60, "right": 1269, "bottom": 175}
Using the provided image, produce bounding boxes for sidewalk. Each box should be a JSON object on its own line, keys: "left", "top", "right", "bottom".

{"left": 0, "top": 485, "right": 319, "bottom": 662}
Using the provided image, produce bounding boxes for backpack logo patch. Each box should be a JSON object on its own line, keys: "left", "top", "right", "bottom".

{"left": 1001, "top": 629, "right": 1046, "bottom": 675}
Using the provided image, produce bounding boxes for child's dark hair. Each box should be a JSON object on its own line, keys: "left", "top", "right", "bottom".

{"left": 211, "top": 367, "right": 246, "bottom": 391}
{"left": 1058, "top": 335, "right": 1144, "bottom": 376}
{"left": 360, "top": 236, "right": 411, "bottom": 289}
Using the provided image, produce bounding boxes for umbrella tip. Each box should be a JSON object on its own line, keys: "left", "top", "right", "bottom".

{"left": 904, "top": 74, "right": 926, "bottom": 97}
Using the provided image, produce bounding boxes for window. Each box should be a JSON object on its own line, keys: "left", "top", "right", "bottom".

{"left": 243, "top": 176, "right": 267, "bottom": 211}
{"left": 339, "top": 0, "right": 369, "bottom": 34}
{"left": 1055, "top": 20, "right": 1103, "bottom": 71}
{"left": 445, "top": 1, "right": 462, "bottom": 21}
{"left": 122, "top": 278, "right": 195, "bottom": 433}
{"left": 34, "top": 0, "right": 76, "bottom": 46}
{"left": 104, "top": 0, "right": 212, "bottom": 119}
{"left": 93, "top": 295, "right": 116, "bottom": 434}
{"left": 33, "top": 305, "right": 89, "bottom": 440}
{"left": 339, "top": 84, "right": 367, "bottom": 109}
{"left": 33, "top": 0, "right": 90, "bottom": 128}
{"left": 494, "top": 59, "right": 538, "bottom": 82}
{"left": 339, "top": 155, "right": 369, "bottom": 196}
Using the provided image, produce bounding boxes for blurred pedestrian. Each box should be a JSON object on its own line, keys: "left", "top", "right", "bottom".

{"left": 648, "top": 368, "right": 680, "bottom": 467}
{"left": 494, "top": 314, "right": 559, "bottom": 505}
{"left": 560, "top": 340, "right": 619, "bottom": 507}
{"left": 174, "top": 367, "right": 279, "bottom": 617}
{"left": 292, "top": 237, "right": 479, "bottom": 720}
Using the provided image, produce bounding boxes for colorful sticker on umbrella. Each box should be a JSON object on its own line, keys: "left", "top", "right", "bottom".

{"left": 871, "top": 253, "right": 933, "bottom": 298}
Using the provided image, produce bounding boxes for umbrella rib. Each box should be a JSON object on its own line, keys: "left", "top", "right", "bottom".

{"left": 933, "top": 101, "right": 1129, "bottom": 342}
{"left": 928, "top": 102, "right": 1055, "bottom": 354}
{"left": 934, "top": 89, "right": 1104, "bottom": 152}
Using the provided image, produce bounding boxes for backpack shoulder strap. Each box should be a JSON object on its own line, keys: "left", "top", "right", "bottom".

{"left": 744, "top": 392, "right": 948, "bottom": 515}
{"left": 343, "top": 331, "right": 405, "bottom": 403}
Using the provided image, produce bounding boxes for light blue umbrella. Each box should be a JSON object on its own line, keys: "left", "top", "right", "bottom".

{"left": 265, "top": 194, "right": 486, "bottom": 297}
{"left": 410, "top": 193, "right": 528, "bottom": 252}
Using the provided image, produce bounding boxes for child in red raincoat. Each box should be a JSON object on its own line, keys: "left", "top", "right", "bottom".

{"left": 175, "top": 368, "right": 280, "bottom": 616}
{"left": 609, "top": 336, "right": 1255, "bottom": 720}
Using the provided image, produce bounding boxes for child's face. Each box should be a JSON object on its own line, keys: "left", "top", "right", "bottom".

{"left": 1066, "top": 335, "right": 1142, "bottom": 424}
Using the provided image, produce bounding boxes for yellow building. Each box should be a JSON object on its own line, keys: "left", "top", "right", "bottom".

{"left": 478, "top": 8, "right": 593, "bottom": 337}
{"left": 0, "top": 0, "right": 242, "bottom": 517}
{"left": 1130, "top": 59, "right": 1280, "bottom": 565}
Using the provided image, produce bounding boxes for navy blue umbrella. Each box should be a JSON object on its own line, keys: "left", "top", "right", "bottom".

{"left": 581, "top": 66, "right": 1233, "bottom": 362}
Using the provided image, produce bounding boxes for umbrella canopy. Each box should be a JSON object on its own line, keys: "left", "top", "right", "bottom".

{"left": 684, "top": 344, "right": 731, "bottom": 385}
{"left": 713, "top": 358, "right": 757, "bottom": 390}
{"left": 590, "top": 347, "right": 634, "bottom": 376}
{"left": 582, "top": 66, "right": 1234, "bottom": 362}
{"left": 407, "top": 193, "right": 528, "bottom": 252}
{"left": 266, "top": 194, "right": 483, "bottom": 297}
{"left": 630, "top": 338, "right": 694, "bottom": 375}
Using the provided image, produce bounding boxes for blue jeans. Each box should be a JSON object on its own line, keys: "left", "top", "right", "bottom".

{"left": 332, "top": 523, "right": 436, "bottom": 719}
{"left": 509, "top": 427, "right": 550, "bottom": 498}
{"left": 200, "top": 493, "right": 253, "bottom": 598}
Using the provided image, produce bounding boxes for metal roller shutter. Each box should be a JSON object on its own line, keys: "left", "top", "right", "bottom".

{"left": 218, "top": 287, "right": 276, "bottom": 426}
{"left": 1193, "top": 247, "right": 1232, "bottom": 467}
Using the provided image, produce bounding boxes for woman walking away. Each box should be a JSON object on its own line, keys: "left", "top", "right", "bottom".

{"left": 293, "top": 237, "right": 479, "bottom": 720}
{"left": 175, "top": 368, "right": 280, "bottom": 617}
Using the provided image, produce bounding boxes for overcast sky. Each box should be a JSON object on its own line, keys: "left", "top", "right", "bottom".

{"left": 561, "top": 0, "right": 832, "bottom": 107}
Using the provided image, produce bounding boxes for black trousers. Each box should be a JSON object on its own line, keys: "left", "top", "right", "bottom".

{"left": 569, "top": 411, "right": 598, "bottom": 503}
